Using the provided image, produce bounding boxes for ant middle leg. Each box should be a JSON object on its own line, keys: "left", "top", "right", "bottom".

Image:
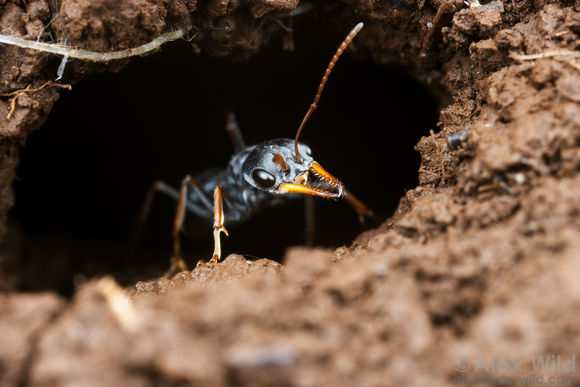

{"left": 132, "top": 175, "right": 215, "bottom": 276}
{"left": 129, "top": 180, "right": 180, "bottom": 266}
{"left": 169, "top": 175, "right": 214, "bottom": 275}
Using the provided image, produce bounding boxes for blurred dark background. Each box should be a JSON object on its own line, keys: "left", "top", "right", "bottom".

{"left": 8, "top": 23, "right": 438, "bottom": 294}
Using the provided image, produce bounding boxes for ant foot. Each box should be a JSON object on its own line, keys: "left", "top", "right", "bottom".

{"left": 164, "top": 256, "right": 189, "bottom": 277}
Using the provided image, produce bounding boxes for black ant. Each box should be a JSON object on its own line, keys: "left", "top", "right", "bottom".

{"left": 136, "top": 23, "right": 374, "bottom": 274}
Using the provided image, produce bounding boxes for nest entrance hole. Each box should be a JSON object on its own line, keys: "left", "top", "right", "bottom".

{"left": 9, "top": 27, "right": 439, "bottom": 293}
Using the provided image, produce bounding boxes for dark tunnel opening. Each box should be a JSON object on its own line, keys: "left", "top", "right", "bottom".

{"left": 7, "top": 25, "right": 439, "bottom": 294}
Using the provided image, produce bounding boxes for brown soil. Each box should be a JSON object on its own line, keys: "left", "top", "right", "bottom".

{"left": 1, "top": 0, "right": 580, "bottom": 386}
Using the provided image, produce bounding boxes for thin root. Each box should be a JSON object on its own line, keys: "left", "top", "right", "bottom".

{"left": 1, "top": 81, "right": 71, "bottom": 120}
{"left": 510, "top": 49, "right": 580, "bottom": 72}
{"left": 0, "top": 29, "right": 186, "bottom": 62}
{"left": 562, "top": 58, "right": 580, "bottom": 72}
{"left": 510, "top": 49, "right": 580, "bottom": 61}
{"left": 273, "top": 19, "right": 294, "bottom": 51}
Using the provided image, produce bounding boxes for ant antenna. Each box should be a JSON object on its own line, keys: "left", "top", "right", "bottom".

{"left": 294, "top": 22, "right": 364, "bottom": 163}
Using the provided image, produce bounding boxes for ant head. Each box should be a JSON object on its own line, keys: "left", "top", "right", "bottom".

{"left": 241, "top": 23, "right": 364, "bottom": 200}
{"left": 242, "top": 139, "right": 343, "bottom": 198}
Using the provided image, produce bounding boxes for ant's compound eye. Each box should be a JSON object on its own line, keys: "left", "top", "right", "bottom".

{"left": 252, "top": 169, "right": 276, "bottom": 189}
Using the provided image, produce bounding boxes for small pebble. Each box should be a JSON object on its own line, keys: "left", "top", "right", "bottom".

{"left": 514, "top": 173, "right": 525, "bottom": 184}
{"left": 372, "top": 262, "right": 388, "bottom": 277}
{"left": 447, "top": 130, "right": 469, "bottom": 150}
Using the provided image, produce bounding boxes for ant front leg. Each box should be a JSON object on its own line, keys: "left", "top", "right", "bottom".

{"left": 209, "top": 185, "right": 229, "bottom": 263}
{"left": 304, "top": 195, "right": 316, "bottom": 246}
{"left": 343, "top": 189, "right": 380, "bottom": 224}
